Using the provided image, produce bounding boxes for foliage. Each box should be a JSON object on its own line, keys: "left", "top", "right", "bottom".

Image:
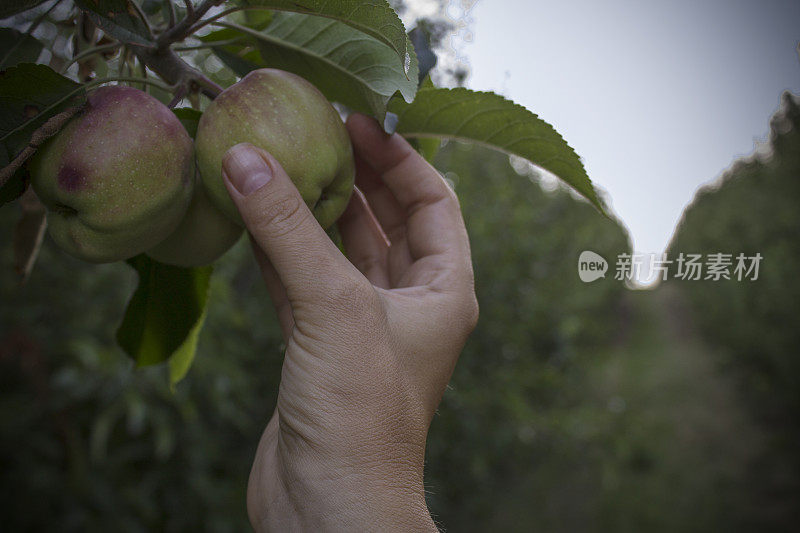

{"left": 116, "top": 255, "right": 212, "bottom": 383}
{"left": 0, "top": 27, "right": 44, "bottom": 69}
{"left": 667, "top": 92, "right": 800, "bottom": 524}
{"left": 1, "top": 0, "right": 605, "bottom": 381}
{"left": 390, "top": 88, "right": 608, "bottom": 213}
{"left": 0, "top": 0, "right": 48, "bottom": 18}
{"left": 668, "top": 92, "right": 800, "bottom": 416}
{"left": 0, "top": 228, "right": 281, "bottom": 531}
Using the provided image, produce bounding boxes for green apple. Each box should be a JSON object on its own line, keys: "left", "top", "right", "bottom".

{"left": 146, "top": 172, "right": 243, "bottom": 267}
{"left": 195, "top": 69, "right": 355, "bottom": 229}
{"left": 29, "top": 85, "right": 194, "bottom": 263}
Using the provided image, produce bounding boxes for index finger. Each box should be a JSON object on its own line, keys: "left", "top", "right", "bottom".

{"left": 345, "top": 114, "right": 472, "bottom": 281}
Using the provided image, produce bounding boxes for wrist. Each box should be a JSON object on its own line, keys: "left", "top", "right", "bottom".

{"left": 249, "top": 450, "right": 437, "bottom": 531}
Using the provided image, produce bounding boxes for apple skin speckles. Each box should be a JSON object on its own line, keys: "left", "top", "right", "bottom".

{"left": 28, "top": 85, "right": 195, "bottom": 264}
{"left": 195, "top": 68, "right": 355, "bottom": 229}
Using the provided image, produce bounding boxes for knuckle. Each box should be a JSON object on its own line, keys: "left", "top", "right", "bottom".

{"left": 465, "top": 293, "right": 480, "bottom": 332}
{"left": 251, "top": 194, "right": 308, "bottom": 238}
{"left": 444, "top": 186, "right": 461, "bottom": 209}
{"left": 450, "top": 291, "right": 479, "bottom": 337}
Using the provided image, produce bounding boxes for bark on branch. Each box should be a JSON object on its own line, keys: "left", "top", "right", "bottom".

{"left": 132, "top": 46, "right": 223, "bottom": 99}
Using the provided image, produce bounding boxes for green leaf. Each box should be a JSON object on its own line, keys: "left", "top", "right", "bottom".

{"left": 237, "top": 0, "right": 409, "bottom": 72}
{"left": 199, "top": 28, "right": 264, "bottom": 77}
{"left": 408, "top": 136, "right": 440, "bottom": 163}
{"left": 218, "top": 12, "right": 417, "bottom": 120}
{"left": 73, "top": 0, "right": 154, "bottom": 46}
{"left": 0, "top": 165, "right": 28, "bottom": 205}
{"left": 0, "top": 28, "right": 44, "bottom": 70}
{"left": 167, "top": 303, "right": 208, "bottom": 388}
{"left": 172, "top": 107, "right": 202, "bottom": 138}
{"left": 116, "top": 256, "right": 212, "bottom": 383}
{"left": 404, "top": 76, "right": 439, "bottom": 161}
{"left": 0, "top": 0, "right": 48, "bottom": 18}
{"left": 390, "top": 88, "right": 607, "bottom": 214}
{"left": 211, "top": 43, "right": 263, "bottom": 76}
{"left": 0, "top": 64, "right": 85, "bottom": 199}
{"left": 240, "top": 4, "right": 272, "bottom": 30}
{"left": 0, "top": 63, "right": 85, "bottom": 155}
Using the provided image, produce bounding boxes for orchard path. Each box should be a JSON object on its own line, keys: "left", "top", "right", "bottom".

{"left": 577, "top": 284, "right": 768, "bottom": 532}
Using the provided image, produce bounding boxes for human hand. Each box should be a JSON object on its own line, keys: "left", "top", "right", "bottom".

{"left": 220, "top": 113, "right": 478, "bottom": 531}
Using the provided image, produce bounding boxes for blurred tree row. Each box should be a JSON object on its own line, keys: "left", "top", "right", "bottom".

{"left": 668, "top": 92, "right": 800, "bottom": 526}
{"left": 424, "top": 143, "right": 631, "bottom": 529}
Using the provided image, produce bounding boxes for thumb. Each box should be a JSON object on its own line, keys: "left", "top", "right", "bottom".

{"left": 222, "top": 143, "right": 355, "bottom": 301}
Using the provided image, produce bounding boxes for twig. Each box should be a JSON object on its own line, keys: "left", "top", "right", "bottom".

{"left": 88, "top": 75, "right": 174, "bottom": 92}
{"left": 179, "top": 5, "right": 247, "bottom": 36}
{"left": 191, "top": 73, "right": 224, "bottom": 98}
{"left": 59, "top": 42, "right": 121, "bottom": 74}
{"left": 129, "top": 0, "right": 154, "bottom": 37}
{"left": 133, "top": 46, "right": 222, "bottom": 99}
{"left": 138, "top": 56, "right": 149, "bottom": 92}
{"left": 172, "top": 38, "right": 247, "bottom": 51}
{"left": 180, "top": 5, "right": 281, "bottom": 37}
{"left": 64, "top": 0, "right": 225, "bottom": 105}
{"left": 165, "top": 0, "right": 177, "bottom": 29}
{"left": 167, "top": 86, "right": 187, "bottom": 108}
{"left": 157, "top": 0, "right": 225, "bottom": 48}
{"left": 13, "top": 189, "right": 47, "bottom": 284}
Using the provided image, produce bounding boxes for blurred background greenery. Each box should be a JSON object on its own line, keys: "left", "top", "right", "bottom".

{"left": 2, "top": 91, "right": 798, "bottom": 531}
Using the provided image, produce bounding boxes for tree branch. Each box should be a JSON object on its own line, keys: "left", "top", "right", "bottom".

{"left": 14, "top": 189, "right": 47, "bottom": 283}
{"left": 167, "top": 86, "right": 187, "bottom": 108}
{"left": 183, "top": 0, "right": 195, "bottom": 19}
{"left": 165, "top": 0, "right": 177, "bottom": 29}
{"left": 62, "top": 1, "right": 226, "bottom": 103}
{"left": 158, "top": 0, "right": 224, "bottom": 48}
{"left": 60, "top": 42, "right": 122, "bottom": 74}
{"left": 133, "top": 47, "right": 223, "bottom": 99}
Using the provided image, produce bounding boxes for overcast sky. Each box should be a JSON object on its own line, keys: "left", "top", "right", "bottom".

{"left": 439, "top": 0, "right": 800, "bottom": 255}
